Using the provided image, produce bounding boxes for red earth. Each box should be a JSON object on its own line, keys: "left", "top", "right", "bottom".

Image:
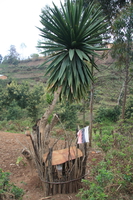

{"left": 0, "top": 131, "right": 103, "bottom": 200}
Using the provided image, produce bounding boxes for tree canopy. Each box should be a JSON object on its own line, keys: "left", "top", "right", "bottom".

{"left": 83, "top": 0, "right": 133, "bottom": 24}
{"left": 3, "top": 45, "right": 20, "bottom": 65}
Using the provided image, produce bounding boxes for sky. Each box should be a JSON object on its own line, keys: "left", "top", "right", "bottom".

{"left": 0, "top": 0, "right": 64, "bottom": 59}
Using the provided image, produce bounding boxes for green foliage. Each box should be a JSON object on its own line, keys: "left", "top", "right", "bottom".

{"left": 95, "top": 105, "right": 120, "bottom": 122}
{"left": 0, "top": 81, "right": 45, "bottom": 121}
{"left": 116, "top": 118, "right": 133, "bottom": 136}
{"left": 13, "top": 81, "right": 29, "bottom": 108}
{"left": 16, "top": 157, "right": 26, "bottom": 166}
{"left": 0, "top": 54, "right": 2, "bottom": 63}
{"left": 26, "top": 84, "right": 44, "bottom": 121}
{"left": 0, "top": 79, "right": 9, "bottom": 87}
{"left": 78, "top": 127, "right": 133, "bottom": 199}
{"left": 38, "top": 0, "right": 109, "bottom": 101}
{"left": 58, "top": 101, "right": 78, "bottom": 129}
{"left": 30, "top": 53, "right": 39, "bottom": 60}
{"left": 94, "top": 132, "right": 114, "bottom": 152}
{"left": 1, "top": 81, "right": 29, "bottom": 109}
{"left": 111, "top": 4, "right": 133, "bottom": 66}
{"left": 83, "top": 0, "right": 131, "bottom": 27}
{"left": 0, "top": 169, "right": 10, "bottom": 191}
{"left": 6, "top": 100, "right": 23, "bottom": 120}
{"left": 10, "top": 185, "right": 24, "bottom": 199}
{"left": 0, "top": 119, "right": 32, "bottom": 133}
{"left": 125, "top": 95, "right": 133, "bottom": 118}
{"left": 0, "top": 169, "right": 24, "bottom": 199}
{"left": 2, "top": 45, "right": 20, "bottom": 65}
{"left": 77, "top": 179, "right": 108, "bottom": 200}
{"left": 95, "top": 169, "right": 113, "bottom": 187}
{"left": 45, "top": 92, "right": 54, "bottom": 105}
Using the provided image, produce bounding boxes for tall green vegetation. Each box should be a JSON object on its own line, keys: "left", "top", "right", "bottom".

{"left": 0, "top": 81, "right": 45, "bottom": 121}
{"left": 111, "top": 5, "right": 133, "bottom": 119}
{"left": 2, "top": 45, "right": 20, "bottom": 65}
{"left": 83, "top": 0, "right": 132, "bottom": 25}
{"left": 0, "top": 80, "right": 81, "bottom": 132}
{"left": 37, "top": 0, "right": 109, "bottom": 147}
{"left": 38, "top": 0, "right": 109, "bottom": 101}
{"left": 58, "top": 101, "right": 78, "bottom": 129}
{"left": 77, "top": 122, "right": 133, "bottom": 199}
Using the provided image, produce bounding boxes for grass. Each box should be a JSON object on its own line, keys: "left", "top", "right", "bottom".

{"left": 0, "top": 119, "right": 33, "bottom": 133}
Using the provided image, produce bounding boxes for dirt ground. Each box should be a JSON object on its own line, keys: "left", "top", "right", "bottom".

{"left": 0, "top": 131, "right": 104, "bottom": 200}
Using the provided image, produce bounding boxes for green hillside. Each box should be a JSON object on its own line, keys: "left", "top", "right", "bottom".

{"left": 0, "top": 53, "right": 123, "bottom": 104}
{"left": 0, "top": 57, "right": 47, "bottom": 84}
{"left": 0, "top": 52, "right": 132, "bottom": 115}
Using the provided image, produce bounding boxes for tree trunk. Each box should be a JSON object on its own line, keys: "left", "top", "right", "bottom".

{"left": 121, "top": 64, "right": 129, "bottom": 119}
{"left": 39, "top": 86, "right": 62, "bottom": 139}
{"left": 121, "top": 35, "right": 130, "bottom": 119}
{"left": 82, "top": 99, "right": 86, "bottom": 127}
{"left": 89, "top": 66, "right": 94, "bottom": 147}
{"left": 117, "top": 81, "right": 124, "bottom": 106}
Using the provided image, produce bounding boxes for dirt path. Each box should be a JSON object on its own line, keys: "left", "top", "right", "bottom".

{"left": 0, "top": 131, "right": 103, "bottom": 200}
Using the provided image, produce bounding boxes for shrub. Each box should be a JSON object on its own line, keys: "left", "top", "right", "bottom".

{"left": 10, "top": 185, "right": 24, "bottom": 199}
{"left": 94, "top": 133, "right": 114, "bottom": 152}
{"left": 58, "top": 101, "right": 78, "bottom": 129}
{"left": 77, "top": 180, "right": 108, "bottom": 200}
{"left": 0, "top": 169, "right": 24, "bottom": 199}
{"left": 95, "top": 105, "right": 121, "bottom": 122}
{"left": 6, "top": 100, "right": 23, "bottom": 120}
{"left": 95, "top": 168, "right": 113, "bottom": 187}
{"left": 125, "top": 95, "right": 133, "bottom": 119}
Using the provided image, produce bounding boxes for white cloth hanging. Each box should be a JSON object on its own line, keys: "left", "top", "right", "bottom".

{"left": 84, "top": 126, "right": 89, "bottom": 142}
{"left": 77, "top": 126, "right": 89, "bottom": 143}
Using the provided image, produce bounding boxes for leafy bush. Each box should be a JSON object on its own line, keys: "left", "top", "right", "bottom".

{"left": 95, "top": 105, "right": 121, "bottom": 122}
{"left": 6, "top": 100, "right": 24, "bottom": 120}
{"left": 0, "top": 80, "right": 45, "bottom": 121}
{"left": 125, "top": 95, "right": 133, "bottom": 118}
{"left": 58, "top": 101, "right": 78, "bottom": 129}
{"left": 77, "top": 180, "right": 108, "bottom": 200}
{"left": 90, "top": 124, "right": 133, "bottom": 199}
{"left": 10, "top": 185, "right": 24, "bottom": 199}
{"left": 95, "top": 169, "right": 113, "bottom": 187}
{"left": 0, "top": 169, "right": 24, "bottom": 199}
{"left": 94, "top": 131, "right": 114, "bottom": 152}
{"left": 116, "top": 118, "right": 133, "bottom": 136}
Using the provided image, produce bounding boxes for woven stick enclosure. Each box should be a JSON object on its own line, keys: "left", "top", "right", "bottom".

{"left": 30, "top": 130, "right": 88, "bottom": 196}
{"left": 23, "top": 89, "right": 89, "bottom": 196}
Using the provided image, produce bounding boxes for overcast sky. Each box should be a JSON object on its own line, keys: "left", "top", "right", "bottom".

{"left": 0, "top": 0, "right": 64, "bottom": 59}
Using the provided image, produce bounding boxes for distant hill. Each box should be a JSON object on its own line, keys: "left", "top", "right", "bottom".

{"left": 0, "top": 57, "right": 48, "bottom": 84}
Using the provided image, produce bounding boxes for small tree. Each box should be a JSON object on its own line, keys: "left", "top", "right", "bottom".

{"left": 0, "top": 54, "right": 2, "bottom": 63}
{"left": 111, "top": 4, "right": 133, "bottom": 119}
{"left": 30, "top": 53, "right": 39, "bottom": 60}
{"left": 3, "top": 45, "right": 20, "bottom": 65}
{"left": 84, "top": 0, "right": 132, "bottom": 24}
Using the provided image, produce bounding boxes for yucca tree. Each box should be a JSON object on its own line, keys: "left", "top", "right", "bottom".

{"left": 38, "top": 0, "right": 109, "bottom": 101}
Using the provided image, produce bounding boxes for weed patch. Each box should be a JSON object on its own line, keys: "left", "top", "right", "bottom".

{"left": 0, "top": 169, "right": 24, "bottom": 199}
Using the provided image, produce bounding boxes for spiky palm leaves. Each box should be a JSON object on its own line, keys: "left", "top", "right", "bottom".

{"left": 38, "top": 0, "right": 108, "bottom": 101}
